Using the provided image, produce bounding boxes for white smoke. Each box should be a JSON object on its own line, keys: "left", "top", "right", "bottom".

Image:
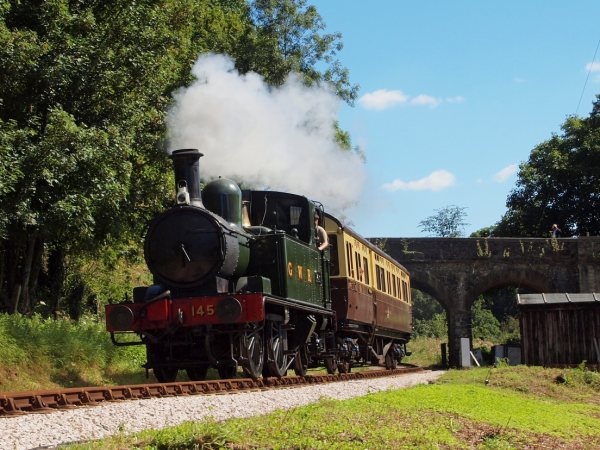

{"left": 166, "top": 53, "right": 366, "bottom": 211}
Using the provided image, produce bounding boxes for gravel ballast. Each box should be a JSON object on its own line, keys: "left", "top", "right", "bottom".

{"left": 1, "top": 370, "right": 444, "bottom": 450}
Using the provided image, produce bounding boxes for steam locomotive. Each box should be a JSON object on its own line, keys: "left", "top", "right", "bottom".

{"left": 105, "top": 149, "right": 412, "bottom": 382}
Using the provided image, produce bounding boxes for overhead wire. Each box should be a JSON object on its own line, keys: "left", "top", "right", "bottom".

{"left": 575, "top": 36, "right": 600, "bottom": 116}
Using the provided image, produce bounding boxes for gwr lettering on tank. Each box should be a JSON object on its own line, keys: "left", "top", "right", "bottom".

{"left": 287, "top": 261, "right": 314, "bottom": 283}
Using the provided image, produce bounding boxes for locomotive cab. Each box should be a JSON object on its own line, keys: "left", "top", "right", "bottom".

{"left": 242, "top": 190, "right": 331, "bottom": 307}
{"left": 242, "top": 190, "right": 319, "bottom": 246}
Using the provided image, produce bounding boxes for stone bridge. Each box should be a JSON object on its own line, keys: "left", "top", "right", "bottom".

{"left": 377, "top": 237, "right": 600, "bottom": 366}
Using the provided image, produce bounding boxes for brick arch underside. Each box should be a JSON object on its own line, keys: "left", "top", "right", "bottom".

{"left": 465, "top": 266, "right": 556, "bottom": 308}
{"left": 407, "top": 270, "right": 450, "bottom": 311}
{"left": 407, "top": 265, "right": 558, "bottom": 311}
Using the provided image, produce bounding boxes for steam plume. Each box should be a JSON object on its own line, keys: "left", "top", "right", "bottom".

{"left": 166, "top": 54, "right": 365, "bottom": 211}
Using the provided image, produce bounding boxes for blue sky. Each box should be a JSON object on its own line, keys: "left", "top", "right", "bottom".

{"left": 309, "top": 1, "right": 600, "bottom": 237}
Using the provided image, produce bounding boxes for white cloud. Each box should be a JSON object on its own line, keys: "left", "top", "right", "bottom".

{"left": 446, "top": 96, "right": 466, "bottom": 103}
{"left": 586, "top": 62, "right": 600, "bottom": 72}
{"left": 382, "top": 170, "right": 456, "bottom": 192}
{"left": 358, "top": 89, "right": 408, "bottom": 110}
{"left": 359, "top": 89, "right": 465, "bottom": 110}
{"left": 493, "top": 164, "right": 518, "bottom": 182}
{"left": 410, "top": 94, "right": 441, "bottom": 107}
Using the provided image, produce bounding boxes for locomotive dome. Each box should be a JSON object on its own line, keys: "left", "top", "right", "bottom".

{"left": 202, "top": 177, "right": 243, "bottom": 228}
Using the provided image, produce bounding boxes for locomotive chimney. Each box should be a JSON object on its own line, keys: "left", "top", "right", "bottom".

{"left": 170, "top": 149, "right": 204, "bottom": 207}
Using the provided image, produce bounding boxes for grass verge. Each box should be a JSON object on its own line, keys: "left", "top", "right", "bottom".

{"left": 67, "top": 365, "right": 600, "bottom": 449}
{"left": 0, "top": 313, "right": 148, "bottom": 392}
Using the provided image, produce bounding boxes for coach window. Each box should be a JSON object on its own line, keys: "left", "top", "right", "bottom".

{"left": 392, "top": 274, "right": 397, "bottom": 298}
{"left": 347, "top": 243, "right": 355, "bottom": 278}
{"left": 363, "top": 257, "right": 369, "bottom": 284}
{"left": 346, "top": 243, "right": 352, "bottom": 277}
{"left": 355, "top": 253, "right": 362, "bottom": 282}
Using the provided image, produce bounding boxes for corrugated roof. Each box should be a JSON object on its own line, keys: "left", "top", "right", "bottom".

{"left": 517, "top": 293, "right": 600, "bottom": 305}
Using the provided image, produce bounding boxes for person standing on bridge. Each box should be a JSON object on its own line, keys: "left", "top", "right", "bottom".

{"left": 550, "top": 224, "right": 562, "bottom": 238}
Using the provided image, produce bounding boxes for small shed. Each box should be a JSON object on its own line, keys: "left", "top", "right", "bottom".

{"left": 517, "top": 293, "right": 600, "bottom": 367}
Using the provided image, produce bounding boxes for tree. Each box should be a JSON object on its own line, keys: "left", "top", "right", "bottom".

{"left": 472, "top": 296, "right": 501, "bottom": 341}
{"left": 244, "top": 0, "right": 358, "bottom": 104}
{"left": 0, "top": 0, "right": 359, "bottom": 315}
{"left": 419, "top": 205, "right": 469, "bottom": 237}
{"left": 411, "top": 289, "right": 447, "bottom": 338}
{"left": 495, "top": 95, "right": 600, "bottom": 237}
{"left": 0, "top": 0, "right": 254, "bottom": 314}
{"left": 470, "top": 226, "right": 495, "bottom": 238}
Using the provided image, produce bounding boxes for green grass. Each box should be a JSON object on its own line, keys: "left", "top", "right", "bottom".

{"left": 66, "top": 365, "right": 600, "bottom": 449}
{"left": 403, "top": 335, "right": 444, "bottom": 367}
{"left": 0, "top": 313, "right": 148, "bottom": 391}
{"left": 3, "top": 316, "right": 600, "bottom": 448}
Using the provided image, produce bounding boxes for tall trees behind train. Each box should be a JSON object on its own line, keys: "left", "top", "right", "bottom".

{"left": 494, "top": 96, "right": 600, "bottom": 237}
{"left": 0, "top": 0, "right": 356, "bottom": 316}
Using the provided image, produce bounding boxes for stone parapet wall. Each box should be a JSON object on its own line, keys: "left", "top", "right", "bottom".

{"left": 380, "top": 237, "right": 592, "bottom": 263}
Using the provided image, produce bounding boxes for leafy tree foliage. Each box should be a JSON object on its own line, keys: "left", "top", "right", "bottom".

{"left": 418, "top": 205, "right": 469, "bottom": 237}
{"left": 495, "top": 96, "right": 600, "bottom": 237}
{"left": 412, "top": 287, "right": 519, "bottom": 343}
{"left": 411, "top": 289, "right": 446, "bottom": 338}
{"left": 0, "top": 0, "right": 256, "bottom": 314}
{"left": 244, "top": 0, "right": 358, "bottom": 104}
{"left": 470, "top": 226, "right": 495, "bottom": 238}
{"left": 0, "top": 0, "right": 357, "bottom": 315}
{"left": 471, "top": 296, "right": 501, "bottom": 341}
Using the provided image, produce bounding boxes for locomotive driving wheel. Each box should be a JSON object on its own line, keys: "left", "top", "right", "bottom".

{"left": 263, "top": 321, "right": 288, "bottom": 377}
{"left": 241, "top": 329, "right": 264, "bottom": 379}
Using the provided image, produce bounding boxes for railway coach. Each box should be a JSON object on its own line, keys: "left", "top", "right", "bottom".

{"left": 324, "top": 214, "right": 412, "bottom": 372}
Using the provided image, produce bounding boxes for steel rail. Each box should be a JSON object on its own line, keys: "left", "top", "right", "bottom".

{"left": 0, "top": 366, "right": 423, "bottom": 416}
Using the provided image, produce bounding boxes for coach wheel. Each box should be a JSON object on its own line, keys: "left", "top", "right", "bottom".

{"left": 264, "top": 321, "right": 288, "bottom": 377}
{"left": 154, "top": 365, "right": 178, "bottom": 383}
{"left": 337, "top": 360, "right": 351, "bottom": 374}
{"left": 241, "top": 330, "right": 264, "bottom": 379}
{"left": 186, "top": 365, "right": 209, "bottom": 381}
{"left": 293, "top": 344, "right": 309, "bottom": 377}
{"left": 385, "top": 351, "right": 398, "bottom": 370}
{"left": 324, "top": 356, "right": 337, "bottom": 375}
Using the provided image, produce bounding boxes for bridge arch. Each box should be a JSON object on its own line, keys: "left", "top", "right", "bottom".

{"left": 380, "top": 236, "right": 600, "bottom": 366}
{"left": 464, "top": 268, "right": 553, "bottom": 309}
{"left": 408, "top": 271, "right": 450, "bottom": 311}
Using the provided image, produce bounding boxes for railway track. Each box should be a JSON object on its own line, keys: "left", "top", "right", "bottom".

{"left": 0, "top": 366, "right": 422, "bottom": 416}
